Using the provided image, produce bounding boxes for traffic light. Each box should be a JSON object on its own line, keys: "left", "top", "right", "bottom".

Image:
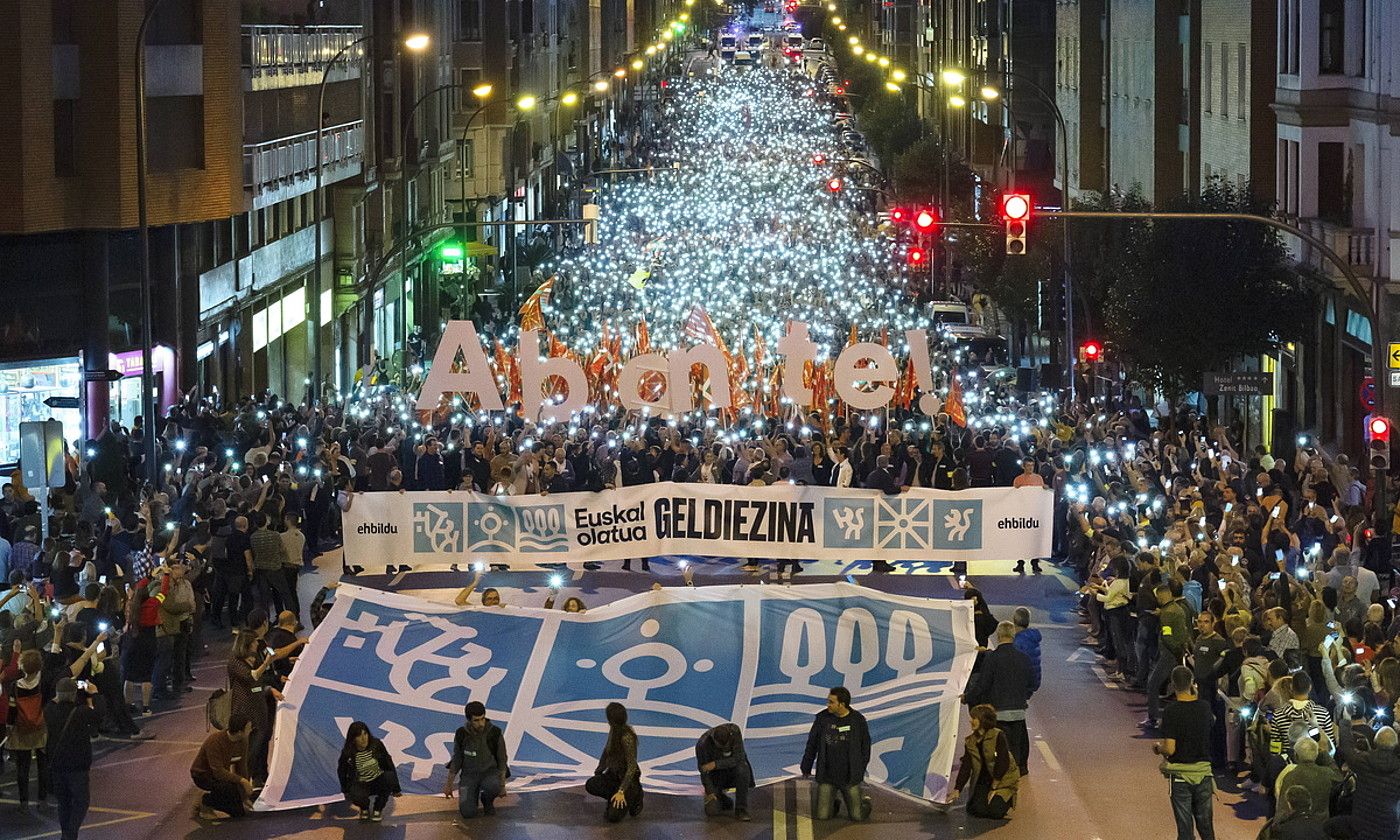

{"left": 913, "top": 208, "right": 939, "bottom": 235}
{"left": 812, "top": 153, "right": 828, "bottom": 166}
{"left": 827, "top": 177, "right": 843, "bottom": 193}
{"left": 1000, "top": 193, "right": 1031, "bottom": 255}
{"left": 906, "top": 246, "right": 927, "bottom": 267}
{"left": 889, "top": 207, "right": 909, "bottom": 224}
{"left": 1368, "top": 415, "right": 1391, "bottom": 471}
{"left": 1078, "top": 340, "right": 1103, "bottom": 364}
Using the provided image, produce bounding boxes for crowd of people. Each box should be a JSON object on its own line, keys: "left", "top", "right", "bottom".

{"left": 1047, "top": 402, "right": 1400, "bottom": 840}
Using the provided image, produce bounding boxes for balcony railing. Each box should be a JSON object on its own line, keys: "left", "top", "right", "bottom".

{"left": 1288, "top": 217, "right": 1376, "bottom": 285}
{"left": 244, "top": 121, "right": 364, "bottom": 210}
{"left": 241, "top": 25, "right": 365, "bottom": 91}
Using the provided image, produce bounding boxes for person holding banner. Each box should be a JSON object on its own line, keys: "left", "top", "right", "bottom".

{"left": 443, "top": 701, "right": 510, "bottom": 819}
{"left": 801, "top": 686, "right": 872, "bottom": 821}
{"left": 696, "top": 722, "right": 754, "bottom": 821}
{"left": 585, "top": 701, "right": 644, "bottom": 822}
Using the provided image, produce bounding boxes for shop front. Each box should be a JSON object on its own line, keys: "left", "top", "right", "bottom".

{"left": 0, "top": 357, "right": 83, "bottom": 469}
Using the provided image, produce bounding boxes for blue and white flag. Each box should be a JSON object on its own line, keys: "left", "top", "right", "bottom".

{"left": 259, "top": 582, "right": 977, "bottom": 810}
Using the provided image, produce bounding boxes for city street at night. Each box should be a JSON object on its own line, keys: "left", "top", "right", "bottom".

{"left": 1, "top": 1, "right": 1397, "bottom": 839}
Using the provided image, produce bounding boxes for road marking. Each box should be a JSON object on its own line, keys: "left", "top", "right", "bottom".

{"left": 1090, "top": 664, "right": 1122, "bottom": 690}
{"left": 92, "top": 746, "right": 199, "bottom": 769}
{"left": 1035, "top": 739, "right": 1063, "bottom": 772}
{"left": 794, "top": 778, "right": 814, "bottom": 840}
{"left": 772, "top": 779, "right": 789, "bottom": 840}
{"left": 1, "top": 801, "right": 157, "bottom": 840}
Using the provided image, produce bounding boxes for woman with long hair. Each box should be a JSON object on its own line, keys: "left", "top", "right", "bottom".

{"left": 585, "top": 701, "right": 643, "bottom": 822}
{"left": 337, "top": 721, "right": 402, "bottom": 821}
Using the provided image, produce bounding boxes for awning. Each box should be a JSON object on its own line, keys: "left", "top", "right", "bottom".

{"left": 465, "top": 241, "right": 497, "bottom": 258}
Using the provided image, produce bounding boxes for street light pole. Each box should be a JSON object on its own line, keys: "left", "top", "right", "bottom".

{"left": 312, "top": 33, "right": 371, "bottom": 405}
{"left": 135, "top": 0, "right": 165, "bottom": 484}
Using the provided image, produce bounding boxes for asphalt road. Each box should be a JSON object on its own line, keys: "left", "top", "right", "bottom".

{"left": 0, "top": 553, "right": 1271, "bottom": 840}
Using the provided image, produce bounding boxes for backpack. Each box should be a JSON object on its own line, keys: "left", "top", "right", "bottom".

{"left": 12, "top": 689, "right": 44, "bottom": 734}
{"left": 206, "top": 686, "right": 232, "bottom": 731}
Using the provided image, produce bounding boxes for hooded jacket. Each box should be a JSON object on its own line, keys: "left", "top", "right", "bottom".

{"left": 1012, "top": 628, "right": 1042, "bottom": 695}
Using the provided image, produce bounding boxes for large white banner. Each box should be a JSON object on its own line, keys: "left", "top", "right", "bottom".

{"left": 259, "top": 582, "right": 977, "bottom": 810}
{"left": 344, "top": 483, "right": 1053, "bottom": 568}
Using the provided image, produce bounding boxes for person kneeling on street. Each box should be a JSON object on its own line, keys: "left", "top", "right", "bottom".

{"left": 696, "top": 722, "right": 754, "bottom": 821}
{"left": 339, "top": 720, "right": 402, "bottom": 821}
{"left": 948, "top": 703, "right": 1021, "bottom": 819}
{"left": 801, "top": 686, "right": 872, "bottom": 821}
{"left": 443, "top": 700, "right": 510, "bottom": 818}
{"left": 586, "top": 702, "right": 644, "bottom": 822}
{"left": 191, "top": 713, "right": 255, "bottom": 821}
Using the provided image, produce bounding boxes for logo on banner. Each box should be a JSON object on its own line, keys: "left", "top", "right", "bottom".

{"left": 466, "top": 501, "right": 569, "bottom": 553}
{"left": 821, "top": 498, "right": 874, "bottom": 549}
{"left": 413, "top": 503, "right": 464, "bottom": 553}
{"left": 931, "top": 499, "right": 982, "bottom": 550}
{"left": 875, "top": 497, "right": 933, "bottom": 550}
{"left": 515, "top": 505, "right": 569, "bottom": 552}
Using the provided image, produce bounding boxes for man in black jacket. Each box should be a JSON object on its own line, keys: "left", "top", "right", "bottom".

{"left": 45, "top": 678, "right": 102, "bottom": 840}
{"left": 696, "top": 723, "right": 754, "bottom": 821}
{"left": 964, "top": 621, "right": 1036, "bottom": 776}
{"left": 801, "top": 686, "right": 872, "bottom": 821}
{"left": 443, "top": 700, "right": 510, "bottom": 818}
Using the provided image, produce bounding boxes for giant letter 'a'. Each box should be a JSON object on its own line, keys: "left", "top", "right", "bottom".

{"left": 415, "top": 321, "right": 505, "bottom": 412}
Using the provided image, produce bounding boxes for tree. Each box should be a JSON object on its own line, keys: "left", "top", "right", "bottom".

{"left": 1098, "top": 181, "right": 1321, "bottom": 398}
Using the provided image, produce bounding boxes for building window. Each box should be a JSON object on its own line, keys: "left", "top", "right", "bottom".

{"left": 52, "top": 0, "right": 76, "bottom": 44}
{"left": 458, "top": 139, "right": 474, "bottom": 177}
{"left": 1317, "top": 142, "right": 1346, "bottom": 224}
{"left": 1237, "top": 45, "right": 1246, "bottom": 119}
{"left": 1319, "top": 0, "right": 1344, "bottom": 74}
{"left": 1220, "top": 43, "right": 1229, "bottom": 118}
{"left": 457, "top": 0, "right": 481, "bottom": 40}
{"left": 1203, "top": 46, "right": 1212, "bottom": 113}
{"left": 145, "top": 0, "right": 202, "bottom": 45}
{"left": 53, "top": 99, "right": 77, "bottom": 177}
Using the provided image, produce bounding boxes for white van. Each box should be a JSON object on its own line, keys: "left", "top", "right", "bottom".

{"left": 929, "top": 300, "right": 973, "bottom": 326}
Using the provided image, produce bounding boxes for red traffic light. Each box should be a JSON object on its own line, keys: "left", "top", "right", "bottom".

{"left": 1081, "top": 340, "right": 1103, "bottom": 362}
{"left": 913, "top": 208, "right": 939, "bottom": 233}
{"left": 834, "top": 85, "right": 846, "bottom": 95}
{"left": 890, "top": 207, "right": 908, "bottom": 223}
{"left": 1369, "top": 416, "right": 1390, "bottom": 440}
{"left": 812, "top": 153, "right": 828, "bottom": 166}
{"left": 1001, "top": 193, "right": 1032, "bottom": 221}
{"left": 906, "top": 246, "right": 927, "bottom": 266}
{"left": 827, "top": 177, "right": 843, "bottom": 193}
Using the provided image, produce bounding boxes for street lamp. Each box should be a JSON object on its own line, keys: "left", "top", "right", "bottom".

{"left": 135, "top": 0, "right": 166, "bottom": 482}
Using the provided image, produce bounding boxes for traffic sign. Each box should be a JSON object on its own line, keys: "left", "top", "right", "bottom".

{"left": 43, "top": 396, "right": 80, "bottom": 410}
{"left": 1390, "top": 343, "right": 1400, "bottom": 369}
{"left": 1361, "top": 376, "right": 1376, "bottom": 409}
{"left": 83, "top": 369, "right": 124, "bottom": 382}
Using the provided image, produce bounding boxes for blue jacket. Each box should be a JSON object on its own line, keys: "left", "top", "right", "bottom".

{"left": 1013, "top": 628, "right": 1042, "bottom": 695}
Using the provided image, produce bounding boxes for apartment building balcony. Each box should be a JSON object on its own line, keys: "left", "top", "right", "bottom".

{"left": 1283, "top": 216, "right": 1376, "bottom": 298}
{"left": 244, "top": 121, "right": 364, "bottom": 211}
{"left": 241, "top": 25, "right": 365, "bottom": 92}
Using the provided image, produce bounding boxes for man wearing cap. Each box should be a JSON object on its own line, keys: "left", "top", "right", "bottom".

{"left": 45, "top": 677, "right": 101, "bottom": 840}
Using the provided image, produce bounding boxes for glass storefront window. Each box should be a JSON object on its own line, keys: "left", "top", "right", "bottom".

{"left": 0, "top": 358, "right": 82, "bottom": 468}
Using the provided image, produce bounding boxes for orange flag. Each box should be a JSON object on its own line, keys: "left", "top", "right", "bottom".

{"left": 518, "top": 276, "right": 555, "bottom": 333}
{"left": 946, "top": 374, "right": 967, "bottom": 428}
{"left": 636, "top": 317, "right": 652, "bottom": 354}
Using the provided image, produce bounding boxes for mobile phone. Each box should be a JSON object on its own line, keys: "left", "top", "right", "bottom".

{"left": 1270, "top": 572, "right": 1281, "bottom": 581}
{"left": 76, "top": 680, "right": 88, "bottom": 690}
{"left": 96, "top": 643, "right": 105, "bottom": 655}
{"left": 99, "top": 575, "right": 107, "bottom": 585}
{"left": 1217, "top": 580, "right": 1227, "bottom": 591}
{"left": 958, "top": 574, "right": 967, "bottom": 584}
{"left": 50, "top": 607, "right": 61, "bottom": 619}
{"left": 1271, "top": 506, "right": 1281, "bottom": 519}
{"left": 97, "top": 621, "right": 109, "bottom": 633}
{"left": 1356, "top": 647, "right": 1366, "bottom": 656}
{"left": 549, "top": 574, "right": 564, "bottom": 588}
{"left": 1224, "top": 503, "right": 1233, "bottom": 513}
{"left": 265, "top": 647, "right": 276, "bottom": 659}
